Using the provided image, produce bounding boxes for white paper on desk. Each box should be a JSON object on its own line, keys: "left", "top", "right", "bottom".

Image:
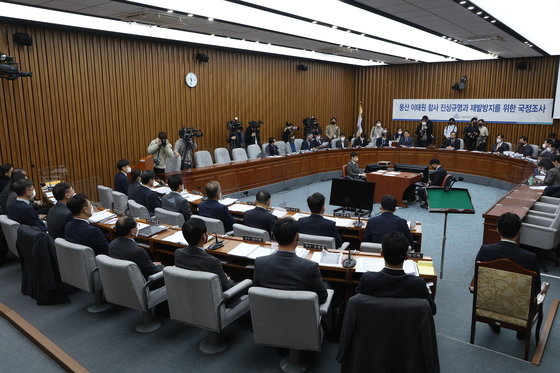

{"left": 530, "top": 186, "right": 547, "bottom": 190}
{"left": 384, "top": 172, "right": 401, "bottom": 176}
{"left": 323, "top": 216, "right": 352, "bottom": 227}
{"left": 295, "top": 247, "right": 310, "bottom": 258}
{"left": 272, "top": 209, "right": 288, "bottom": 218}
{"left": 136, "top": 222, "right": 149, "bottom": 230}
{"left": 291, "top": 213, "right": 310, "bottom": 221}
{"left": 404, "top": 260, "right": 419, "bottom": 276}
{"left": 229, "top": 203, "right": 255, "bottom": 213}
{"left": 152, "top": 186, "right": 171, "bottom": 195}
{"left": 181, "top": 193, "right": 203, "bottom": 202}
{"left": 311, "top": 250, "right": 342, "bottom": 267}
{"left": 355, "top": 257, "right": 384, "bottom": 273}
{"left": 162, "top": 231, "right": 187, "bottom": 245}
{"left": 228, "top": 242, "right": 261, "bottom": 257}
{"left": 248, "top": 246, "right": 277, "bottom": 259}
{"left": 89, "top": 210, "right": 116, "bottom": 223}
{"left": 219, "top": 198, "right": 238, "bottom": 206}
{"left": 535, "top": 175, "right": 545, "bottom": 181}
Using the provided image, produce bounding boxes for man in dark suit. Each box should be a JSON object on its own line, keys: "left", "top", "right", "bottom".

{"left": 46, "top": 182, "right": 74, "bottom": 239}
{"left": 135, "top": 170, "right": 161, "bottom": 214}
{"left": 335, "top": 133, "right": 348, "bottom": 149}
{"left": 357, "top": 231, "right": 436, "bottom": 315}
{"left": 114, "top": 159, "right": 130, "bottom": 195}
{"left": 300, "top": 133, "right": 320, "bottom": 151}
{"left": 265, "top": 137, "right": 280, "bottom": 156}
{"left": 243, "top": 190, "right": 277, "bottom": 236}
{"left": 298, "top": 192, "right": 342, "bottom": 248}
{"left": 254, "top": 217, "right": 328, "bottom": 304}
{"left": 375, "top": 131, "right": 390, "bottom": 148}
{"left": 516, "top": 136, "right": 533, "bottom": 157}
{"left": 364, "top": 195, "right": 414, "bottom": 250}
{"left": 417, "top": 158, "right": 447, "bottom": 208}
{"left": 108, "top": 216, "right": 163, "bottom": 280}
{"left": 127, "top": 169, "right": 142, "bottom": 202}
{"left": 441, "top": 132, "right": 461, "bottom": 150}
{"left": 64, "top": 194, "right": 108, "bottom": 255}
{"left": 346, "top": 152, "right": 365, "bottom": 180}
{"left": 474, "top": 212, "right": 540, "bottom": 337}
{"left": 161, "top": 174, "right": 192, "bottom": 221}
{"left": 7, "top": 179, "right": 47, "bottom": 232}
{"left": 491, "top": 134, "right": 510, "bottom": 153}
{"left": 398, "top": 130, "right": 414, "bottom": 147}
{"left": 197, "top": 181, "right": 235, "bottom": 232}
{"left": 352, "top": 133, "right": 368, "bottom": 148}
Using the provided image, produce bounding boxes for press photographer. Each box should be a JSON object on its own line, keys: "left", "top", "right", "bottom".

{"left": 282, "top": 121, "right": 299, "bottom": 142}
{"left": 227, "top": 117, "right": 244, "bottom": 150}
{"left": 245, "top": 120, "right": 263, "bottom": 146}
{"left": 175, "top": 127, "right": 203, "bottom": 169}
{"left": 303, "top": 116, "right": 322, "bottom": 136}
{"left": 147, "top": 131, "right": 174, "bottom": 173}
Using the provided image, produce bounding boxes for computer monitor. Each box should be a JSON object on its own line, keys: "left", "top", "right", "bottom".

{"left": 393, "top": 163, "right": 429, "bottom": 183}
{"left": 329, "top": 178, "right": 375, "bottom": 211}
{"left": 364, "top": 163, "right": 381, "bottom": 173}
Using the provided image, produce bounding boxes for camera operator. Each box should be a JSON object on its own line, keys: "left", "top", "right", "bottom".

{"left": 174, "top": 128, "right": 199, "bottom": 170}
{"left": 147, "top": 131, "right": 173, "bottom": 173}
{"left": 463, "top": 117, "right": 479, "bottom": 151}
{"left": 415, "top": 116, "right": 434, "bottom": 147}
{"left": 282, "top": 122, "right": 299, "bottom": 143}
{"left": 303, "top": 116, "right": 322, "bottom": 136}
{"left": 325, "top": 117, "right": 340, "bottom": 140}
{"left": 226, "top": 117, "right": 245, "bottom": 150}
{"left": 245, "top": 121, "right": 262, "bottom": 146}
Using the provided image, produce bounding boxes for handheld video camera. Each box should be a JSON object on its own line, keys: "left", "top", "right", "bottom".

{"left": 0, "top": 53, "right": 32, "bottom": 80}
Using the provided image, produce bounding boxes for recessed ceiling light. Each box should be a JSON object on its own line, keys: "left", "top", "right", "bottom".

{"left": 476, "top": 11, "right": 482, "bottom": 15}
{"left": 490, "top": 19, "right": 496, "bottom": 23}
{"left": 483, "top": 15, "right": 489, "bottom": 19}
{"left": 167, "top": 9, "right": 173, "bottom": 13}
{"left": 453, "top": 39, "right": 458, "bottom": 42}
{"left": 210, "top": 33, "right": 214, "bottom": 36}
{"left": 255, "top": 40, "right": 259, "bottom": 43}
{"left": 468, "top": 6, "right": 475, "bottom": 10}
{"left": 339, "top": 44, "right": 343, "bottom": 47}
{"left": 331, "top": 25, "right": 337, "bottom": 29}
{"left": 441, "top": 35, "right": 446, "bottom": 38}
{"left": 346, "top": 29, "right": 351, "bottom": 33}
{"left": 460, "top": 1, "right": 467, "bottom": 4}
{"left": 360, "top": 33, "right": 365, "bottom": 36}
{"left": 312, "top": 20, "right": 317, "bottom": 24}
{"left": 208, "top": 17, "right": 214, "bottom": 21}
{"left": 187, "top": 13, "right": 193, "bottom": 17}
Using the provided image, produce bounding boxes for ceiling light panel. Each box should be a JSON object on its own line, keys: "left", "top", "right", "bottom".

{"left": 471, "top": 0, "right": 559, "bottom": 54}
{"left": 240, "top": 0, "right": 494, "bottom": 61}
{"left": 0, "top": 2, "right": 382, "bottom": 66}
{"left": 126, "top": 0, "right": 452, "bottom": 62}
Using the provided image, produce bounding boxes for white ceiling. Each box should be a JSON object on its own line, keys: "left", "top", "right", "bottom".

{"left": 3, "top": 0, "right": 544, "bottom": 64}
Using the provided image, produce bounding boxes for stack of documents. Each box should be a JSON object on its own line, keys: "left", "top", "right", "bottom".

{"left": 355, "top": 258, "right": 419, "bottom": 276}
{"left": 384, "top": 171, "right": 401, "bottom": 176}
{"left": 291, "top": 213, "right": 310, "bottom": 221}
{"left": 228, "top": 242, "right": 277, "bottom": 259}
{"left": 229, "top": 203, "right": 255, "bottom": 213}
{"left": 311, "top": 250, "right": 342, "bottom": 267}
{"left": 180, "top": 192, "right": 203, "bottom": 202}
{"left": 323, "top": 216, "right": 353, "bottom": 228}
{"left": 162, "top": 231, "right": 188, "bottom": 245}
{"left": 89, "top": 210, "right": 116, "bottom": 223}
{"left": 219, "top": 198, "right": 238, "bottom": 206}
{"left": 272, "top": 209, "right": 288, "bottom": 218}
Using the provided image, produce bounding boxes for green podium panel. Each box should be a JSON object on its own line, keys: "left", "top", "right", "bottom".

{"left": 426, "top": 187, "right": 475, "bottom": 213}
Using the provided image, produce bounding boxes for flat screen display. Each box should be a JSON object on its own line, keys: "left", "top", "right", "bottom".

{"left": 329, "top": 178, "right": 375, "bottom": 211}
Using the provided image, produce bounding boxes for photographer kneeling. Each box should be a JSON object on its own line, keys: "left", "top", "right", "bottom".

{"left": 147, "top": 131, "right": 173, "bottom": 174}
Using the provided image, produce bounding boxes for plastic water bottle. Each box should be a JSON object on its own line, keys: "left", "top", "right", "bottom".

{"left": 528, "top": 176, "right": 534, "bottom": 186}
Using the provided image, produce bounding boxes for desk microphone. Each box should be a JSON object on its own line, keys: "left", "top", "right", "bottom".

{"left": 444, "top": 176, "right": 463, "bottom": 191}
{"left": 342, "top": 247, "right": 356, "bottom": 268}
{"left": 207, "top": 233, "right": 224, "bottom": 250}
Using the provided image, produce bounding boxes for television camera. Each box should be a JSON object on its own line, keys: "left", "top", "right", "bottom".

{"left": 0, "top": 53, "right": 32, "bottom": 80}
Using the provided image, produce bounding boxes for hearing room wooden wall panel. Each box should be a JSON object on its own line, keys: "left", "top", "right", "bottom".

{"left": 0, "top": 22, "right": 355, "bottom": 197}
{"left": 355, "top": 56, "right": 560, "bottom": 148}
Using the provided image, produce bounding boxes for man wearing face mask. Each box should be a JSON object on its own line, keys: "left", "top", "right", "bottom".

{"left": 491, "top": 134, "right": 509, "bottom": 153}
{"left": 369, "top": 120, "right": 385, "bottom": 143}
{"left": 352, "top": 133, "right": 368, "bottom": 147}
{"left": 538, "top": 139, "right": 555, "bottom": 159}
{"left": 161, "top": 174, "right": 192, "bottom": 222}
{"left": 376, "top": 130, "right": 390, "bottom": 148}
{"left": 463, "top": 117, "right": 479, "bottom": 151}
{"left": 7, "top": 179, "right": 47, "bottom": 232}
{"left": 335, "top": 133, "right": 348, "bottom": 149}
{"left": 64, "top": 194, "right": 108, "bottom": 255}
{"left": 147, "top": 131, "right": 173, "bottom": 174}
{"left": 443, "top": 118, "right": 457, "bottom": 139}
{"left": 325, "top": 117, "right": 340, "bottom": 140}
{"left": 515, "top": 136, "right": 533, "bottom": 157}
{"left": 415, "top": 115, "right": 434, "bottom": 147}
{"left": 114, "top": 159, "right": 131, "bottom": 195}
{"left": 393, "top": 128, "right": 404, "bottom": 142}
{"left": 475, "top": 119, "right": 489, "bottom": 151}
{"left": 46, "top": 182, "right": 75, "bottom": 240}
{"left": 441, "top": 132, "right": 460, "bottom": 150}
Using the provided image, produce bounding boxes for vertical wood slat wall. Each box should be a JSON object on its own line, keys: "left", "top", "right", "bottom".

{"left": 1, "top": 21, "right": 559, "bottom": 198}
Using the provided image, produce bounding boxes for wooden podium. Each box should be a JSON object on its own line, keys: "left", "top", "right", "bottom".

{"left": 366, "top": 170, "right": 422, "bottom": 207}
{"left": 134, "top": 155, "right": 154, "bottom": 171}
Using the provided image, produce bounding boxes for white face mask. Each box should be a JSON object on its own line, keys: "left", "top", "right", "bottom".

{"left": 496, "top": 139, "right": 502, "bottom": 143}
{"left": 422, "top": 122, "right": 427, "bottom": 125}
{"left": 398, "top": 131, "right": 403, "bottom": 134}
{"left": 29, "top": 189, "right": 36, "bottom": 200}
{"left": 376, "top": 123, "right": 381, "bottom": 127}
{"left": 126, "top": 166, "right": 131, "bottom": 173}
{"left": 133, "top": 228, "right": 138, "bottom": 238}
{"left": 543, "top": 143, "right": 547, "bottom": 148}
{"left": 89, "top": 206, "right": 94, "bottom": 216}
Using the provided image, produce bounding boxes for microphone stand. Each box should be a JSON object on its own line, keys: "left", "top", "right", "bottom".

{"left": 207, "top": 233, "right": 224, "bottom": 250}
{"left": 342, "top": 247, "right": 356, "bottom": 268}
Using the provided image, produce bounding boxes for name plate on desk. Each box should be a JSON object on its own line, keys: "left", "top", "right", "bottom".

{"left": 303, "top": 243, "right": 327, "bottom": 251}
{"left": 243, "top": 235, "right": 264, "bottom": 243}
{"left": 408, "top": 252, "right": 424, "bottom": 259}
{"left": 246, "top": 201, "right": 256, "bottom": 205}
{"left": 333, "top": 212, "right": 351, "bottom": 218}
{"left": 286, "top": 207, "right": 300, "bottom": 212}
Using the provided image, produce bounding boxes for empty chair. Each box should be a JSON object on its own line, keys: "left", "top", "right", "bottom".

{"left": 96, "top": 255, "right": 167, "bottom": 333}
{"left": 232, "top": 148, "right": 248, "bottom": 161}
{"left": 249, "top": 287, "right": 334, "bottom": 372}
{"left": 247, "top": 144, "right": 262, "bottom": 160}
{"left": 285, "top": 142, "right": 295, "bottom": 154}
{"left": 261, "top": 143, "right": 268, "bottom": 154}
{"left": 531, "top": 201, "right": 560, "bottom": 215}
{"left": 360, "top": 242, "right": 382, "bottom": 253}
{"left": 529, "top": 144, "right": 539, "bottom": 158}
{"left": 128, "top": 200, "right": 150, "bottom": 220}
{"left": 519, "top": 213, "right": 560, "bottom": 270}
{"left": 298, "top": 233, "right": 350, "bottom": 251}
{"left": 112, "top": 191, "right": 128, "bottom": 215}
{"left": 163, "top": 266, "right": 252, "bottom": 353}
{"left": 190, "top": 214, "right": 228, "bottom": 235}
{"left": 233, "top": 223, "right": 270, "bottom": 242}
{"left": 458, "top": 138, "right": 465, "bottom": 150}
{"left": 505, "top": 142, "right": 513, "bottom": 152}
{"left": 54, "top": 238, "right": 110, "bottom": 313}
{"left": 331, "top": 139, "right": 338, "bottom": 149}
{"left": 0, "top": 215, "right": 20, "bottom": 258}
{"left": 214, "top": 148, "right": 231, "bottom": 165}
{"left": 155, "top": 207, "right": 185, "bottom": 227}
{"left": 97, "top": 185, "right": 113, "bottom": 209}
{"left": 194, "top": 150, "right": 213, "bottom": 168}
{"left": 275, "top": 141, "right": 287, "bottom": 155}
{"left": 294, "top": 138, "right": 303, "bottom": 151}
{"left": 165, "top": 155, "right": 181, "bottom": 172}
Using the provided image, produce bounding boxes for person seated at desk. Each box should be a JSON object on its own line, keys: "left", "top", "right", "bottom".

{"left": 109, "top": 216, "right": 163, "bottom": 284}
{"left": 357, "top": 231, "right": 436, "bottom": 315}
{"left": 417, "top": 158, "right": 447, "bottom": 208}
{"left": 65, "top": 194, "right": 108, "bottom": 255}
{"left": 346, "top": 152, "right": 365, "bottom": 180}
{"left": 46, "top": 182, "right": 75, "bottom": 240}
{"left": 335, "top": 133, "right": 348, "bottom": 149}
{"left": 175, "top": 218, "right": 240, "bottom": 305}
{"left": 364, "top": 195, "right": 414, "bottom": 250}
{"left": 0, "top": 168, "right": 27, "bottom": 214}
{"left": 474, "top": 212, "right": 540, "bottom": 337}
{"left": 300, "top": 133, "right": 320, "bottom": 151}
{"left": 265, "top": 137, "right": 280, "bottom": 156}
{"left": 127, "top": 169, "right": 142, "bottom": 202}
{"left": 491, "top": 134, "right": 509, "bottom": 153}
{"left": 161, "top": 174, "right": 192, "bottom": 222}
{"left": 7, "top": 179, "right": 47, "bottom": 232}
{"left": 393, "top": 127, "right": 404, "bottom": 142}
{"left": 375, "top": 131, "right": 390, "bottom": 148}
{"left": 515, "top": 136, "right": 533, "bottom": 158}
{"left": 299, "top": 192, "right": 342, "bottom": 248}
{"left": 537, "top": 158, "right": 560, "bottom": 186}
{"left": 352, "top": 133, "right": 368, "bottom": 148}
{"left": 538, "top": 139, "right": 556, "bottom": 159}
{"left": 443, "top": 118, "right": 457, "bottom": 140}
{"left": 399, "top": 130, "right": 414, "bottom": 147}
{"left": 243, "top": 190, "right": 277, "bottom": 236}
{"left": 135, "top": 170, "right": 161, "bottom": 214}
{"left": 114, "top": 159, "right": 130, "bottom": 195}
{"left": 254, "top": 217, "right": 328, "bottom": 304}
{"left": 198, "top": 181, "right": 235, "bottom": 232}
{"left": 441, "top": 131, "right": 461, "bottom": 150}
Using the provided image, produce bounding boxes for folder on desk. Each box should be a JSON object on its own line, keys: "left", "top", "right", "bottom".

{"left": 228, "top": 242, "right": 277, "bottom": 259}
{"left": 89, "top": 210, "right": 116, "bottom": 223}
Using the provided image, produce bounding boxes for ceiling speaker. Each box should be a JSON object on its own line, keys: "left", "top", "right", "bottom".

{"left": 517, "top": 61, "right": 528, "bottom": 70}
{"left": 195, "top": 52, "right": 209, "bottom": 62}
{"left": 297, "top": 64, "right": 308, "bottom": 71}
{"left": 13, "top": 32, "right": 32, "bottom": 46}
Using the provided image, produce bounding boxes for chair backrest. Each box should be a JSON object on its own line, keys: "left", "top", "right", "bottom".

{"left": 505, "top": 142, "right": 513, "bottom": 152}
{"left": 155, "top": 207, "right": 185, "bottom": 227}
{"left": 331, "top": 139, "right": 338, "bottom": 149}
{"left": 458, "top": 138, "right": 465, "bottom": 150}
{"left": 294, "top": 139, "right": 303, "bottom": 151}
{"left": 112, "top": 191, "right": 128, "bottom": 215}
{"left": 165, "top": 155, "right": 181, "bottom": 172}
{"left": 261, "top": 143, "right": 268, "bottom": 154}
{"left": 341, "top": 164, "right": 348, "bottom": 178}
{"left": 54, "top": 238, "right": 97, "bottom": 293}
{"left": 214, "top": 148, "right": 231, "bottom": 165}
{"left": 474, "top": 259, "right": 536, "bottom": 324}
{"left": 275, "top": 141, "right": 286, "bottom": 155}
{"left": 247, "top": 144, "right": 262, "bottom": 160}
{"left": 298, "top": 233, "right": 336, "bottom": 250}
{"left": 249, "top": 287, "right": 322, "bottom": 351}
{"left": 285, "top": 142, "right": 294, "bottom": 154}
{"left": 360, "top": 242, "right": 382, "bottom": 253}
{"left": 233, "top": 223, "right": 270, "bottom": 241}
{"left": 232, "top": 148, "right": 248, "bottom": 161}
{"left": 442, "top": 174, "right": 453, "bottom": 188}
{"left": 551, "top": 214, "right": 560, "bottom": 230}
{"left": 163, "top": 266, "right": 224, "bottom": 332}
{"left": 97, "top": 185, "right": 114, "bottom": 209}
{"left": 194, "top": 150, "right": 213, "bottom": 168}
{"left": 191, "top": 214, "right": 225, "bottom": 235}
{"left": 128, "top": 200, "right": 150, "bottom": 220}
{"left": 529, "top": 144, "right": 539, "bottom": 158}
{"left": 0, "top": 215, "right": 20, "bottom": 258}
{"left": 96, "top": 254, "right": 147, "bottom": 312}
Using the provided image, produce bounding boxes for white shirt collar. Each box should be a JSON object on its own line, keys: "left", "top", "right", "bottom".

{"left": 75, "top": 217, "right": 90, "bottom": 224}
{"left": 16, "top": 197, "right": 30, "bottom": 204}
{"left": 501, "top": 239, "right": 517, "bottom": 244}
